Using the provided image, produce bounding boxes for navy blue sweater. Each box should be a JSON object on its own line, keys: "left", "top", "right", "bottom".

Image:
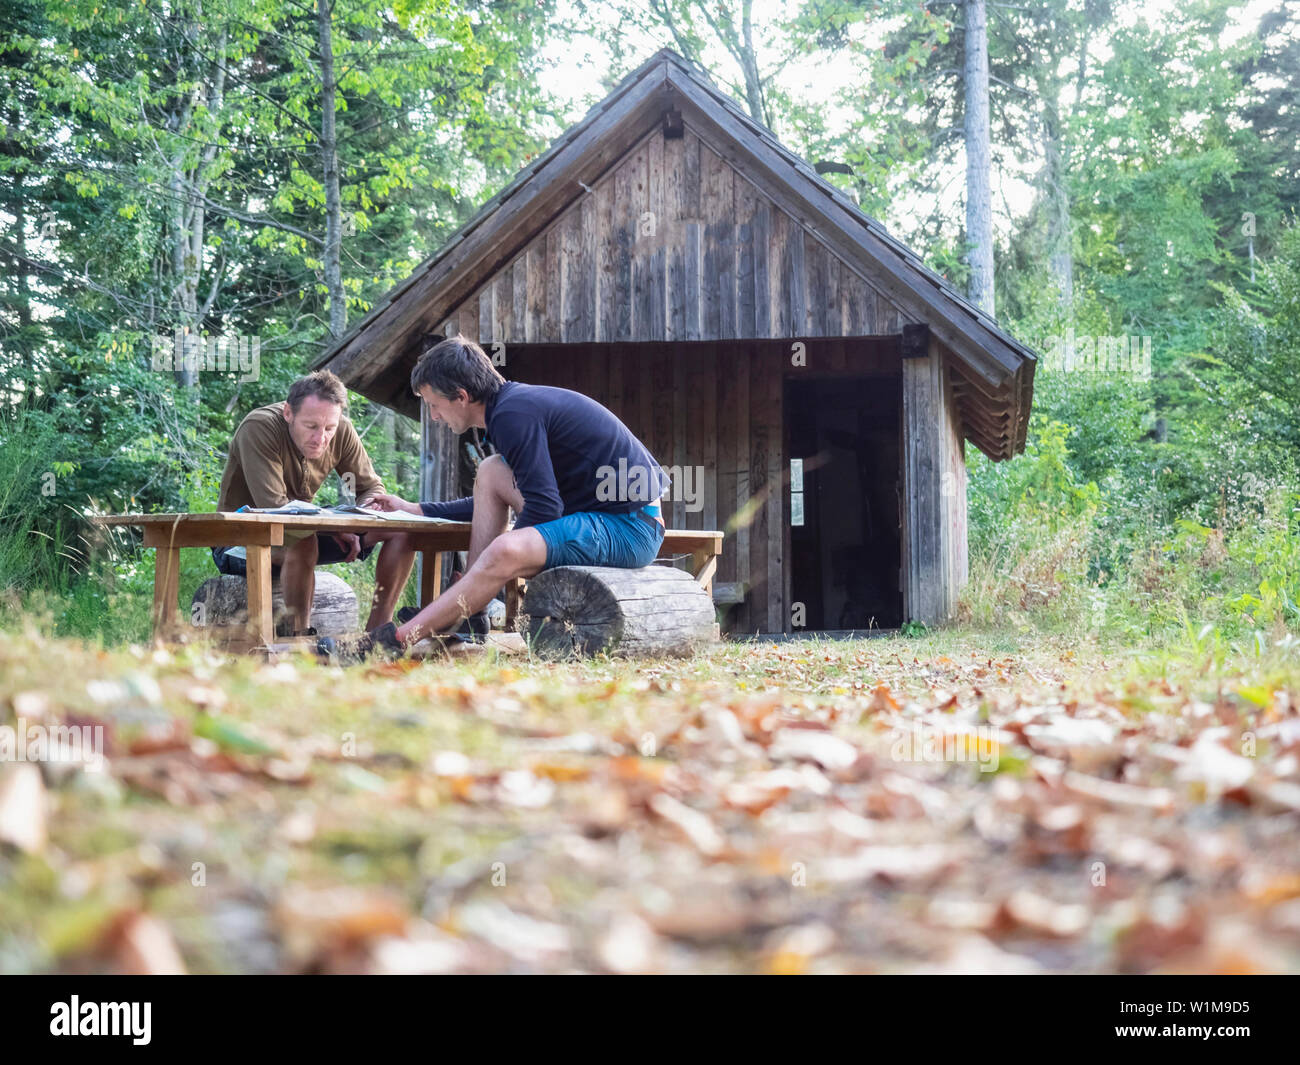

{"left": 420, "top": 381, "right": 668, "bottom": 528}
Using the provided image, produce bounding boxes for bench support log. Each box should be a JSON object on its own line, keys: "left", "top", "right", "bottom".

{"left": 523, "top": 565, "right": 717, "bottom": 658}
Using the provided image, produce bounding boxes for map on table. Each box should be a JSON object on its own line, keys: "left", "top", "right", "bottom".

{"left": 239, "top": 501, "right": 458, "bottom": 523}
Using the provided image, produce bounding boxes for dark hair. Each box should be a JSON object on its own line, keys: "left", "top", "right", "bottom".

{"left": 410, "top": 335, "right": 505, "bottom": 404}
{"left": 287, "top": 369, "right": 348, "bottom": 412}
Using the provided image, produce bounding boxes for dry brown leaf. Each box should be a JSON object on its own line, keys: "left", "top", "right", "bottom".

{"left": 767, "top": 728, "right": 859, "bottom": 771}
{"left": 866, "top": 683, "right": 901, "bottom": 715}
{"left": 0, "top": 763, "right": 47, "bottom": 854}
{"left": 1062, "top": 770, "right": 1175, "bottom": 812}
{"left": 527, "top": 759, "right": 590, "bottom": 783}
{"left": 101, "top": 911, "right": 187, "bottom": 975}
{"left": 1239, "top": 869, "right": 1300, "bottom": 906}
{"left": 275, "top": 884, "right": 409, "bottom": 966}
{"left": 998, "top": 890, "right": 1090, "bottom": 938}
{"left": 649, "top": 792, "right": 727, "bottom": 856}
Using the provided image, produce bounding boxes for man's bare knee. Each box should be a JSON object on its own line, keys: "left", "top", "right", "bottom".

{"left": 475, "top": 530, "right": 545, "bottom": 580}
{"left": 377, "top": 529, "right": 413, "bottom": 551}
{"left": 474, "top": 453, "right": 510, "bottom": 491}
{"left": 478, "top": 534, "right": 527, "bottom": 577}
{"left": 475, "top": 453, "right": 522, "bottom": 510}
{"left": 280, "top": 535, "right": 318, "bottom": 564}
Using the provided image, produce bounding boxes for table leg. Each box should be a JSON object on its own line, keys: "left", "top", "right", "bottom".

{"left": 691, "top": 549, "right": 717, "bottom": 599}
{"left": 151, "top": 546, "right": 180, "bottom": 641}
{"left": 504, "top": 577, "right": 523, "bottom": 629}
{"left": 245, "top": 544, "right": 274, "bottom": 646}
{"left": 420, "top": 550, "right": 442, "bottom": 607}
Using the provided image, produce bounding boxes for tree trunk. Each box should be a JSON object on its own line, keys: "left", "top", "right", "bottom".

{"left": 317, "top": 0, "right": 346, "bottom": 339}
{"left": 395, "top": 407, "right": 417, "bottom": 498}
{"left": 8, "top": 103, "right": 34, "bottom": 374}
{"left": 738, "top": 0, "right": 766, "bottom": 126}
{"left": 964, "top": 0, "right": 995, "bottom": 316}
{"left": 1043, "top": 89, "right": 1073, "bottom": 313}
{"left": 166, "top": 24, "right": 227, "bottom": 394}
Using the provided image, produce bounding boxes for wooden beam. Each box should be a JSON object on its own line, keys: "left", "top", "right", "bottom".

{"left": 143, "top": 522, "right": 283, "bottom": 548}
{"left": 902, "top": 341, "right": 944, "bottom": 624}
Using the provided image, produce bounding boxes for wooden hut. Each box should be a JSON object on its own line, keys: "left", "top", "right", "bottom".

{"left": 314, "top": 48, "right": 1037, "bottom": 635}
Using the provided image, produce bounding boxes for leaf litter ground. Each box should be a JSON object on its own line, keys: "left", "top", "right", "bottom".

{"left": 2, "top": 629, "right": 1299, "bottom": 974}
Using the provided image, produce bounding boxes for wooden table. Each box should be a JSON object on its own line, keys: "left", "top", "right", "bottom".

{"left": 92, "top": 512, "right": 723, "bottom": 648}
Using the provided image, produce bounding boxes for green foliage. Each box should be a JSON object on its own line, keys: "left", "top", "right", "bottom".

{"left": 968, "top": 413, "right": 1100, "bottom": 552}
{"left": 0, "top": 406, "right": 83, "bottom": 593}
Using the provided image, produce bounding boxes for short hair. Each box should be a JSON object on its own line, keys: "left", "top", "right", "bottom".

{"left": 410, "top": 335, "right": 504, "bottom": 404}
{"left": 287, "top": 370, "right": 347, "bottom": 412}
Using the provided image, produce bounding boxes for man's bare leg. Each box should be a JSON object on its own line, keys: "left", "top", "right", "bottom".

{"left": 363, "top": 529, "right": 416, "bottom": 629}
{"left": 466, "top": 454, "right": 521, "bottom": 566}
{"left": 276, "top": 534, "right": 319, "bottom": 633}
{"left": 395, "top": 527, "right": 547, "bottom": 643}
{"left": 393, "top": 455, "right": 541, "bottom": 643}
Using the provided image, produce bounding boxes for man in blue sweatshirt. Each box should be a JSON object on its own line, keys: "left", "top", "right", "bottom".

{"left": 357, "top": 335, "right": 668, "bottom": 655}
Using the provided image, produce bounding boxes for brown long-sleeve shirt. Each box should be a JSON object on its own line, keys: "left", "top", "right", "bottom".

{"left": 217, "top": 403, "right": 383, "bottom": 512}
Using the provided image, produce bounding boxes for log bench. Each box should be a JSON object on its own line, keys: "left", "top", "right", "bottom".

{"left": 191, "top": 572, "right": 357, "bottom": 637}
{"left": 523, "top": 564, "right": 718, "bottom": 658}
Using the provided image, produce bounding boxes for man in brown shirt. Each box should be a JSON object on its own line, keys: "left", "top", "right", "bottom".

{"left": 215, "top": 370, "right": 417, "bottom": 635}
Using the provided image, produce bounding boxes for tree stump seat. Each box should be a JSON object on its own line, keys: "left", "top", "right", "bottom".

{"left": 523, "top": 564, "right": 717, "bottom": 658}
{"left": 191, "top": 572, "right": 358, "bottom": 637}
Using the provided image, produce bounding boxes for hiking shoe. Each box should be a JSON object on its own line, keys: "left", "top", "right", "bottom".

{"left": 328, "top": 622, "right": 406, "bottom": 665}
{"left": 395, "top": 606, "right": 486, "bottom": 643}
{"left": 457, "top": 611, "right": 490, "bottom": 644}
{"left": 366, "top": 621, "right": 406, "bottom": 659}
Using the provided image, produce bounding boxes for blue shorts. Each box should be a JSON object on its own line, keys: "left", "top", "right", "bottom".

{"left": 534, "top": 503, "right": 665, "bottom": 570}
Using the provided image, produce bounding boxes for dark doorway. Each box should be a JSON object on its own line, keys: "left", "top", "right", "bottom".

{"left": 786, "top": 374, "right": 903, "bottom": 631}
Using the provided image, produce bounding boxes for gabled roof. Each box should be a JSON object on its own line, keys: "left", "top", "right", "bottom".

{"left": 315, "top": 48, "right": 1036, "bottom": 459}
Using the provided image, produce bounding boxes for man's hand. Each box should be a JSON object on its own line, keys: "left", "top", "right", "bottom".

{"left": 331, "top": 532, "right": 362, "bottom": 563}
{"left": 363, "top": 492, "right": 421, "bottom": 515}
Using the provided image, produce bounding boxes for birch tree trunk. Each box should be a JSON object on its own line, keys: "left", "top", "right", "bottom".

{"left": 165, "top": 23, "right": 227, "bottom": 394}
{"left": 317, "top": 0, "right": 346, "bottom": 340}
{"left": 964, "top": 0, "right": 995, "bottom": 316}
{"left": 1043, "top": 90, "right": 1073, "bottom": 313}
{"left": 737, "top": 0, "right": 766, "bottom": 126}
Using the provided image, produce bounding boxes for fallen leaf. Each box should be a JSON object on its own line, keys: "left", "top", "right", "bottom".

{"left": 455, "top": 900, "right": 570, "bottom": 964}
{"left": 999, "top": 890, "right": 1090, "bottom": 938}
{"left": 275, "top": 885, "right": 409, "bottom": 966}
{"left": 649, "top": 793, "right": 726, "bottom": 856}
{"left": 0, "top": 764, "right": 46, "bottom": 854}
{"left": 768, "top": 728, "right": 859, "bottom": 771}
{"left": 101, "top": 911, "right": 187, "bottom": 975}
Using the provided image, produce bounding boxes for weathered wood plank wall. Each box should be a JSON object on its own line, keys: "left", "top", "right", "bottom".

{"left": 417, "top": 119, "right": 972, "bottom": 631}
{"left": 445, "top": 126, "right": 914, "bottom": 353}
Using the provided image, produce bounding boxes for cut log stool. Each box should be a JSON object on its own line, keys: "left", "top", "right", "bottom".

{"left": 191, "top": 572, "right": 358, "bottom": 639}
{"left": 523, "top": 565, "right": 717, "bottom": 658}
